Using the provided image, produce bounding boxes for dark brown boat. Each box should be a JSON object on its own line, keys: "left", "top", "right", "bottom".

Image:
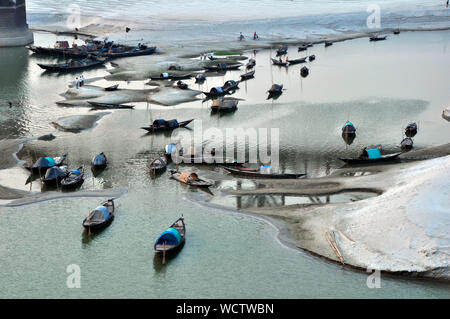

{"left": 240, "top": 70, "right": 255, "bottom": 80}
{"left": 169, "top": 170, "right": 212, "bottom": 187}
{"left": 141, "top": 119, "right": 193, "bottom": 133}
{"left": 287, "top": 57, "right": 307, "bottom": 65}
{"left": 154, "top": 217, "right": 185, "bottom": 254}
{"left": 82, "top": 199, "right": 115, "bottom": 232}
{"left": 222, "top": 166, "right": 306, "bottom": 179}
{"left": 88, "top": 101, "right": 135, "bottom": 109}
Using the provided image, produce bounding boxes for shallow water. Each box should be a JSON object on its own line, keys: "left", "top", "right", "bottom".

{"left": 0, "top": 30, "right": 449, "bottom": 298}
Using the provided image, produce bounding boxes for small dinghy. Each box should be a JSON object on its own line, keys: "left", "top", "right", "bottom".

{"left": 222, "top": 80, "right": 240, "bottom": 91}
{"left": 151, "top": 73, "right": 192, "bottom": 80}
{"left": 83, "top": 199, "right": 115, "bottom": 232}
{"left": 204, "top": 63, "right": 241, "bottom": 72}
{"left": 169, "top": 170, "right": 212, "bottom": 188}
{"left": 300, "top": 66, "right": 309, "bottom": 77}
{"left": 222, "top": 165, "right": 306, "bottom": 179}
{"left": 271, "top": 58, "right": 288, "bottom": 66}
{"left": 141, "top": 119, "right": 193, "bottom": 133}
{"left": 203, "top": 80, "right": 239, "bottom": 99}
{"left": 405, "top": 122, "right": 418, "bottom": 137}
{"left": 276, "top": 46, "right": 288, "bottom": 56}
{"left": 287, "top": 57, "right": 307, "bottom": 65}
{"left": 92, "top": 152, "right": 107, "bottom": 169}
{"left": 308, "top": 55, "right": 316, "bottom": 62}
{"left": 298, "top": 45, "right": 308, "bottom": 52}
{"left": 340, "top": 146, "right": 401, "bottom": 165}
{"left": 401, "top": 137, "right": 414, "bottom": 151}
{"left": 240, "top": 70, "right": 255, "bottom": 80}
{"left": 27, "top": 154, "right": 67, "bottom": 174}
{"left": 88, "top": 101, "right": 134, "bottom": 109}
{"left": 370, "top": 35, "right": 387, "bottom": 41}
{"left": 61, "top": 167, "right": 85, "bottom": 190}
{"left": 154, "top": 216, "right": 186, "bottom": 257}
{"left": 267, "top": 84, "right": 283, "bottom": 99}
{"left": 176, "top": 80, "right": 188, "bottom": 90}
{"left": 325, "top": 41, "right": 333, "bottom": 47}
{"left": 38, "top": 57, "right": 107, "bottom": 72}
{"left": 43, "top": 166, "right": 68, "bottom": 187}
{"left": 393, "top": 29, "right": 400, "bottom": 35}
{"left": 211, "top": 98, "right": 238, "bottom": 113}
{"left": 342, "top": 121, "right": 356, "bottom": 135}
{"left": 246, "top": 58, "right": 256, "bottom": 69}
{"left": 149, "top": 156, "right": 167, "bottom": 175}
{"left": 104, "top": 84, "right": 119, "bottom": 91}
{"left": 195, "top": 74, "right": 206, "bottom": 83}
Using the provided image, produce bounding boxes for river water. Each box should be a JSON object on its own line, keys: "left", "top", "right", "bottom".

{"left": 0, "top": 3, "right": 449, "bottom": 298}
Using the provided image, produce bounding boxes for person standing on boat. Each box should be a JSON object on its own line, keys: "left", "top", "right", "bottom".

{"left": 239, "top": 32, "right": 244, "bottom": 41}
{"left": 75, "top": 77, "right": 79, "bottom": 89}
{"left": 80, "top": 75, "right": 85, "bottom": 87}
{"left": 253, "top": 32, "right": 259, "bottom": 40}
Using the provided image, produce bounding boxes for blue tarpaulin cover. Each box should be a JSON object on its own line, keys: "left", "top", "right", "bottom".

{"left": 95, "top": 206, "right": 110, "bottom": 220}
{"left": 44, "top": 157, "right": 56, "bottom": 167}
{"left": 366, "top": 148, "right": 381, "bottom": 159}
{"left": 153, "top": 119, "right": 166, "bottom": 126}
{"left": 156, "top": 227, "right": 182, "bottom": 245}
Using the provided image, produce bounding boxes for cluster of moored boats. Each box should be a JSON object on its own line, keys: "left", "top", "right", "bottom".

{"left": 29, "top": 39, "right": 157, "bottom": 72}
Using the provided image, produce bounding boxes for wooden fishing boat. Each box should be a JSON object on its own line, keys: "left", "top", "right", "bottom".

{"left": 154, "top": 217, "right": 186, "bottom": 254}
{"left": 340, "top": 152, "right": 401, "bottom": 164}
{"left": 195, "top": 74, "right": 206, "bottom": 83}
{"left": 151, "top": 73, "right": 192, "bottom": 80}
{"left": 88, "top": 101, "right": 135, "bottom": 109}
{"left": 401, "top": 137, "right": 414, "bottom": 151}
{"left": 104, "top": 84, "right": 119, "bottom": 91}
{"left": 176, "top": 81, "right": 188, "bottom": 90}
{"left": 298, "top": 45, "right": 308, "bottom": 52}
{"left": 37, "top": 58, "right": 107, "bottom": 72}
{"left": 61, "top": 167, "right": 85, "bottom": 190}
{"left": 340, "top": 146, "right": 401, "bottom": 164}
{"left": 370, "top": 35, "right": 387, "bottom": 41}
{"left": 82, "top": 199, "right": 115, "bottom": 232}
{"left": 169, "top": 170, "right": 212, "bottom": 187}
{"left": 141, "top": 119, "right": 193, "bottom": 133}
{"left": 268, "top": 84, "right": 283, "bottom": 94}
{"left": 342, "top": 132, "right": 356, "bottom": 145}
{"left": 26, "top": 154, "right": 67, "bottom": 174}
{"left": 342, "top": 121, "right": 356, "bottom": 134}
{"left": 92, "top": 152, "right": 107, "bottom": 169}
{"left": 246, "top": 58, "right": 256, "bottom": 69}
{"left": 203, "top": 81, "right": 239, "bottom": 99}
{"left": 98, "top": 46, "right": 156, "bottom": 59}
{"left": 204, "top": 63, "right": 242, "bottom": 72}
{"left": 210, "top": 98, "right": 238, "bottom": 113}
{"left": 222, "top": 166, "right": 306, "bottom": 179}
{"left": 300, "top": 66, "right": 309, "bottom": 77}
{"left": 271, "top": 58, "right": 288, "bottom": 66}
{"left": 393, "top": 30, "right": 400, "bottom": 35}
{"left": 222, "top": 80, "right": 240, "bottom": 91}
{"left": 287, "top": 57, "right": 307, "bottom": 65}
{"left": 27, "top": 45, "right": 90, "bottom": 58}
{"left": 325, "top": 41, "right": 333, "bottom": 47}
{"left": 308, "top": 55, "right": 316, "bottom": 62}
{"left": 42, "top": 166, "right": 68, "bottom": 187}
{"left": 405, "top": 122, "right": 418, "bottom": 137}
{"left": 240, "top": 70, "right": 255, "bottom": 80}
{"left": 149, "top": 157, "right": 167, "bottom": 175}
{"left": 276, "top": 46, "right": 288, "bottom": 56}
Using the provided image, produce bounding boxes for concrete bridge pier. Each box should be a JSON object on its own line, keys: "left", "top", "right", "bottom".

{"left": 0, "top": 0, "right": 33, "bottom": 47}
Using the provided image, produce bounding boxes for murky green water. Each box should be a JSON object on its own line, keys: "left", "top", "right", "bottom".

{"left": 0, "top": 31, "right": 449, "bottom": 298}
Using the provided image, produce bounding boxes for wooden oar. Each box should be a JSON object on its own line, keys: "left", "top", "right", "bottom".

{"left": 162, "top": 241, "right": 166, "bottom": 265}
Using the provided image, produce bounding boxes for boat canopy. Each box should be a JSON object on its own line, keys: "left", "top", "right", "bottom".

{"left": 88, "top": 206, "right": 110, "bottom": 222}
{"left": 34, "top": 157, "right": 56, "bottom": 168}
{"left": 365, "top": 148, "right": 381, "bottom": 159}
{"left": 93, "top": 154, "right": 106, "bottom": 165}
{"left": 72, "top": 169, "right": 81, "bottom": 175}
{"left": 165, "top": 143, "right": 177, "bottom": 155}
{"left": 160, "top": 73, "right": 169, "bottom": 78}
{"left": 259, "top": 165, "right": 273, "bottom": 174}
{"left": 218, "top": 63, "right": 227, "bottom": 68}
{"left": 344, "top": 121, "right": 354, "bottom": 128}
{"left": 156, "top": 227, "right": 182, "bottom": 245}
{"left": 211, "top": 87, "right": 224, "bottom": 94}
{"left": 44, "top": 167, "right": 66, "bottom": 179}
{"left": 167, "top": 119, "right": 179, "bottom": 128}
{"left": 153, "top": 119, "right": 166, "bottom": 126}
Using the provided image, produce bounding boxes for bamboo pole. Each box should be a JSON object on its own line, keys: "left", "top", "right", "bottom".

{"left": 325, "top": 231, "right": 345, "bottom": 264}
{"left": 162, "top": 241, "right": 166, "bottom": 265}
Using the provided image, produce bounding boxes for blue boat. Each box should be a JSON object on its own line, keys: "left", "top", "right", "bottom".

{"left": 154, "top": 217, "right": 186, "bottom": 254}
{"left": 83, "top": 199, "right": 115, "bottom": 232}
{"left": 342, "top": 121, "right": 356, "bottom": 134}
